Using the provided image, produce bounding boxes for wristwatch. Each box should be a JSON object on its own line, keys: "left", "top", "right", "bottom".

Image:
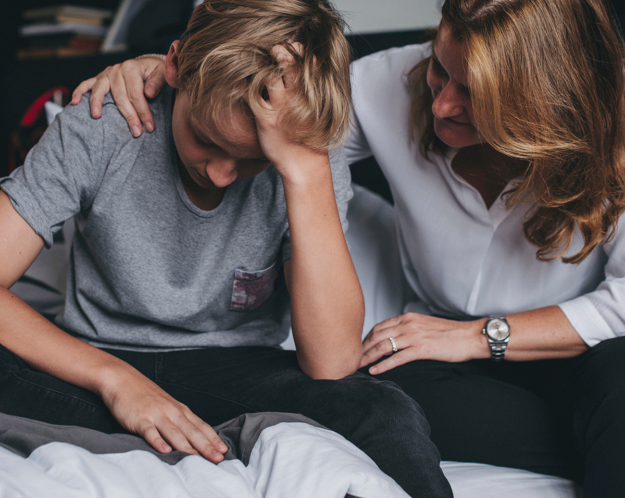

{"left": 482, "top": 317, "right": 510, "bottom": 361}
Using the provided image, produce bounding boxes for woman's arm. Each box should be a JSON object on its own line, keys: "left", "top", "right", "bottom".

{"left": 360, "top": 210, "right": 625, "bottom": 373}
{"left": 0, "top": 191, "right": 228, "bottom": 460}
{"left": 360, "top": 305, "right": 588, "bottom": 375}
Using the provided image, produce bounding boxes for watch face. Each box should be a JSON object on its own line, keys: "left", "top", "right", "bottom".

{"left": 487, "top": 319, "right": 510, "bottom": 341}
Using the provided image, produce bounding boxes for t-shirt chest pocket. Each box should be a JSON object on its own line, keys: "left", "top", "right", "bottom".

{"left": 230, "top": 262, "right": 279, "bottom": 312}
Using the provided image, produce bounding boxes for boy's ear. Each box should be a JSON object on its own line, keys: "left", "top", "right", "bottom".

{"left": 165, "top": 40, "right": 181, "bottom": 88}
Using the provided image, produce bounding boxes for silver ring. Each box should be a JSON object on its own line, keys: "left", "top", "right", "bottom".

{"left": 389, "top": 336, "right": 398, "bottom": 353}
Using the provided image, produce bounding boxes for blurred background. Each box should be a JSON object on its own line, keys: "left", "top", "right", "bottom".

{"left": 1, "top": 0, "right": 623, "bottom": 179}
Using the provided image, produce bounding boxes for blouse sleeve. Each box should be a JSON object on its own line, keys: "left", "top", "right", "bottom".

{"left": 345, "top": 107, "right": 373, "bottom": 166}
{"left": 344, "top": 58, "right": 374, "bottom": 166}
{"left": 558, "top": 224, "right": 625, "bottom": 346}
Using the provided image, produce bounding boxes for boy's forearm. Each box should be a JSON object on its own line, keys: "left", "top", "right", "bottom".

{"left": 282, "top": 157, "right": 364, "bottom": 380}
{"left": 0, "top": 286, "right": 127, "bottom": 396}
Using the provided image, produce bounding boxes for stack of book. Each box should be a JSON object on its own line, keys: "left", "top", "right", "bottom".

{"left": 17, "top": 5, "right": 113, "bottom": 60}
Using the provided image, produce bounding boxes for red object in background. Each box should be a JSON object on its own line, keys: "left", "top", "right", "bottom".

{"left": 8, "top": 86, "right": 71, "bottom": 174}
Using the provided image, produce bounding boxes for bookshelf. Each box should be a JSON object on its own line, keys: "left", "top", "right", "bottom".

{"left": 1, "top": 1, "right": 129, "bottom": 177}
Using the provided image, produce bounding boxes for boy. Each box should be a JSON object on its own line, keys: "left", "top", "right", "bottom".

{"left": 0, "top": 1, "right": 451, "bottom": 496}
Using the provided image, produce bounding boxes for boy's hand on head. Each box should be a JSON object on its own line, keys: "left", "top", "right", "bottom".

{"left": 251, "top": 43, "right": 329, "bottom": 182}
{"left": 71, "top": 56, "right": 167, "bottom": 137}
{"left": 99, "top": 365, "right": 228, "bottom": 462}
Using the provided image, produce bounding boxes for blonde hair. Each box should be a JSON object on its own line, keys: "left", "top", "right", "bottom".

{"left": 409, "top": 0, "right": 625, "bottom": 264}
{"left": 176, "top": 0, "right": 351, "bottom": 151}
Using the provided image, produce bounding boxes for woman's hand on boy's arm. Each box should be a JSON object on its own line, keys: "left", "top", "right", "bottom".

{"left": 360, "top": 306, "right": 589, "bottom": 374}
{"left": 71, "top": 55, "right": 167, "bottom": 137}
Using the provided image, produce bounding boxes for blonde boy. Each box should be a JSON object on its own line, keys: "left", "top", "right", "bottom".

{"left": 0, "top": 2, "right": 451, "bottom": 496}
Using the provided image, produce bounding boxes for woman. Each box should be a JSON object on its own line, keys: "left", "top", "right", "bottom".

{"left": 75, "top": 0, "right": 625, "bottom": 496}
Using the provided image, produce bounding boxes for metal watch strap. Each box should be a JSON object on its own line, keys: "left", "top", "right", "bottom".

{"left": 489, "top": 341, "right": 508, "bottom": 361}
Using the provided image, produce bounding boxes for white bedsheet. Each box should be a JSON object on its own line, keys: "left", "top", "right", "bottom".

{"left": 0, "top": 422, "right": 408, "bottom": 498}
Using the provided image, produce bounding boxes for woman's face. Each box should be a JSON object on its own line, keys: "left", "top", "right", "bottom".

{"left": 426, "top": 23, "right": 483, "bottom": 148}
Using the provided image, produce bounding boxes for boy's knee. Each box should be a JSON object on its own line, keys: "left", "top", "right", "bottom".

{"left": 313, "top": 374, "right": 430, "bottom": 433}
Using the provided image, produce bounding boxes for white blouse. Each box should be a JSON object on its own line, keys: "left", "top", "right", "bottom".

{"left": 346, "top": 43, "right": 625, "bottom": 346}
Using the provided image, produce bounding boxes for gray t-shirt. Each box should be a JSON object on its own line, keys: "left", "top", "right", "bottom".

{"left": 0, "top": 87, "right": 352, "bottom": 351}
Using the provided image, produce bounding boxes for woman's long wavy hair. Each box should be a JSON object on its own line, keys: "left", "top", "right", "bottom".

{"left": 409, "top": 0, "right": 625, "bottom": 263}
{"left": 177, "top": 0, "right": 351, "bottom": 152}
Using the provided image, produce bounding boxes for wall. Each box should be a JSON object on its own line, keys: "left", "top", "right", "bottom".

{"left": 333, "top": 0, "right": 441, "bottom": 33}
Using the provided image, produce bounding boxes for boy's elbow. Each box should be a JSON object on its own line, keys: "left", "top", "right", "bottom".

{"left": 297, "top": 343, "right": 362, "bottom": 380}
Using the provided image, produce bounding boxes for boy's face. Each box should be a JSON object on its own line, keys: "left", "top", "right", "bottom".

{"left": 171, "top": 86, "right": 271, "bottom": 191}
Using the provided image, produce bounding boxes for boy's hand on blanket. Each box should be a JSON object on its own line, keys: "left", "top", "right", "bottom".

{"left": 249, "top": 43, "right": 330, "bottom": 184}
{"left": 71, "top": 55, "right": 167, "bottom": 137}
{"left": 99, "top": 363, "right": 229, "bottom": 461}
{"left": 359, "top": 313, "right": 490, "bottom": 374}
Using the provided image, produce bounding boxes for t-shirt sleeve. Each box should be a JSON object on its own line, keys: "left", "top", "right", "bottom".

{"left": 0, "top": 96, "right": 107, "bottom": 248}
{"left": 279, "top": 145, "right": 353, "bottom": 262}
{"left": 558, "top": 223, "right": 625, "bottom": 346}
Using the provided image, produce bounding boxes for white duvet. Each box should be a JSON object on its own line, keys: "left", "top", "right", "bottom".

{"left": 0, "top": 421, "right": 409, "bottom": 498}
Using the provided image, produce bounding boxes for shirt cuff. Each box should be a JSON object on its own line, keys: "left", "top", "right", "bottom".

{"left": 558, "top": 297, "right": 617, "bottom": 347}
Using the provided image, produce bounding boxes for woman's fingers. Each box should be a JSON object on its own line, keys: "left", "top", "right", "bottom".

{"left": 119, "top": 57, "right": 167, "bottom": 132}
{"left": 72, "top": 56, "right": 166, "bottom": 133}
{"left": 368, "top": 349, "right": 415, "bottom": 375}
{"left": 359, "top": 331, "right": 399, "bottom": 368}
{"left": 107, "top": 63, "right": 147, "bottom": 137}
{"left": 71, "top": 77, "right": 97, "bottom": 106}
{"left": 362, "top": 315, "right": 403, "bottom": 345}
{"left": 144, "top": 62, "right": 168, "bottom": 99}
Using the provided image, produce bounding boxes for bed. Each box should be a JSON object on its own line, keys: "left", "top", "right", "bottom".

{"left": 3, "top": 146, "right": 583, "bottom": 496}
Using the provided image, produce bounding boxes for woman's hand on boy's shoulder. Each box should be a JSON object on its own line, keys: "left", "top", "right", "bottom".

{"left": 71, "top": 55, "right": 167, "bottom": 138}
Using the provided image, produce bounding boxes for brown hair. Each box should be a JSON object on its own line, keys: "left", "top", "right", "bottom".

{"left": 409, "top": 0, "right": 625, "bottom": 263}
{"left": 176, "top": 0, "right": 351, "bottom": 152}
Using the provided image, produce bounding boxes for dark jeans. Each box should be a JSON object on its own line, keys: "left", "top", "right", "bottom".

{"left": 375, "top": 335, "right": 625, "bottom": 498}
{"left": 0, "top": 343, "right": 452, "bottom": 498}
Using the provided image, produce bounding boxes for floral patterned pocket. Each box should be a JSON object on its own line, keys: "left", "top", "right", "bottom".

{"left": 230, "top": 262, "right": 279, "bottom": 312}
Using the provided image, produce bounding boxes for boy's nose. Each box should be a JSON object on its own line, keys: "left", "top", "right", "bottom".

{"left": 206, "top": 158, "right": 238, "bottom": 188}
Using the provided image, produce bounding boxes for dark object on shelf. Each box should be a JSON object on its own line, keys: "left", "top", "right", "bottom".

{"left": 17, "top": 4, "right": 113, "bottom": 59}
{"left": 125, "top": 0, "right": 194, "bottom": 54}
{"left": 8, "top": 87, "right": 71, "bottom": 174}
{"left": 22, "top": 5, "right": 113, "bottom": 22}
{"left": 17, "top": 46, "right": 102, "bottom": 60}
